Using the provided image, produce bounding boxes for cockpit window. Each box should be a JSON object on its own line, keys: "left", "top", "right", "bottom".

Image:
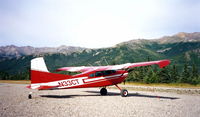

{"left": 111, "top": 70, "right": 116, "bottom": 74}
{"left": 103, "top": 70, "right": 114, "bottom": 75}
{"left": 89, "top": 70, "right": 117, "bottom": 77}
{"left": 95, "top": 71, "right": 103, "bottom": 77}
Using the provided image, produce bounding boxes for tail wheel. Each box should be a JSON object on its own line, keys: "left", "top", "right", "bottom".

{"left": 28, "top": 92, "right": 32, "bottom": 99}
{"left": 121, "top": 89, "right": 128, "bottom": 97}
{"left": 100, "top": 88, "right": 107, "bottom": 95}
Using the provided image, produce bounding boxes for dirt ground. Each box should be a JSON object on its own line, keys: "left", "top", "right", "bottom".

{"left": 0, "top": 83, "right": 200, "bottom": 117}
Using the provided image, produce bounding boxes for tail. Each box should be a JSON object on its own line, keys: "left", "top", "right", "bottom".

{"left": 31, "top": 57, "right": 49, "bottom": 72}
{"left": 28, "top": 57, "right": 71, "bottom": 89}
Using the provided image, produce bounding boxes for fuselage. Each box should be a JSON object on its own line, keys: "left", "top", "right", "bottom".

{"left": 29, "top": 70, "right": 128, "bottom": 90}
{"left": 66, "top": 70, "right": 128, "bottom": 88}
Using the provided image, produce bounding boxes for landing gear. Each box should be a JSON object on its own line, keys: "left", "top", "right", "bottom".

{"left": 28, "top": 92, "right": 32, "bottom": 99}
{"left": 100, "top": 88, "right": 107, "bottom": 95}
{"left": 121, "top": 89, "right": 128, "bottom": 97}
{"left": 115, "top": 84, "right": 128, "bottom": 97}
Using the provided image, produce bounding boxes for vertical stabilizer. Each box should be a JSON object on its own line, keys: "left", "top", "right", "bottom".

{"left": 31, "top": 57, "right": 49, "bottom": 72}
{"left": 29, "top": 57, "right": 71, "bottom": 85}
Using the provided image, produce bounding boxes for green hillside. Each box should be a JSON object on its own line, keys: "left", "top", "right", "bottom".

{"left": 0, "top": 42, "right": 200, "bottom": 72}
{"left": 0, "top": 39, "right": 200, "bottom": 84}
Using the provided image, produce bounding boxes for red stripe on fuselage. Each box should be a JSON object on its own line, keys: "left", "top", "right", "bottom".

{"left": 58, "top": 75, "right": 127, "bottom": 89}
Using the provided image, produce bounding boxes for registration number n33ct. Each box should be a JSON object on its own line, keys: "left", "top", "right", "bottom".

{"left": 58, "top": 79, "right": 79, "bottom": 87}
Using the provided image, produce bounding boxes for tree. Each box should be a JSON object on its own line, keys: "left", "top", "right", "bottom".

{"left": 192, "top": 63, "right": 198, "bottom": 78}
{"left": 0, "top": 71, "right": 9, "bottom": 80}
{"left": 181, "top": 64, "right": 191, "bottom": 83}
{"left": 158, "top": 67, "right": 171, "bottom": 83}
{"left": 171, "top": 65, "right": 179, "bottom": 83}
{"left": 191, "top": 63, "right": 200, "bottom": 84}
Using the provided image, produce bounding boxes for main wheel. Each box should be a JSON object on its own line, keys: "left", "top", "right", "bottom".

{"left": 121, "top": 89, "right": 128, "bottom": 97}
{"left": 100, "top": 88, "right": 107, "bottom": 95}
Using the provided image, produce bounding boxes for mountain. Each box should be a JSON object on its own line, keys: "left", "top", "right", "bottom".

{"left": 0, "top": 32, "right": 200, "bottom": 75}
{"left": 118, "top": 32, "right": 200, "bottom": 68}
{"left": 154, "top": 32, "right": 200, "bottom": 44}
{"left": 0, "top": 45, "right": 86, "bottom": 61}
{"left": 118, "top": 32, "right": 200, "bottom": 46}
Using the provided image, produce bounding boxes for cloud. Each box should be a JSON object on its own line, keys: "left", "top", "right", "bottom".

{"left": 0, "top": 0, "right": 200, "bottom": 48}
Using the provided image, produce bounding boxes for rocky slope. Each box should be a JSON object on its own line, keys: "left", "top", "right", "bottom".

{"left": 0, "top": 45, "right": 86, "bottom": 60}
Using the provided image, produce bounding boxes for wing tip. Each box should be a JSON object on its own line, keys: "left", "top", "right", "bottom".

{"left": 159, "top": 60, "right": 171, "bottom": 68}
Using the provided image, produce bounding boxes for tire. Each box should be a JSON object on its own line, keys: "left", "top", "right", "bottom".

{"left": 28, "top": 94, "right": 32, "bottom": 99}
{"left": 100, "top": 88, "right": 107, "bottom": 95}
{"left": 121, "top": 89, "right": 128, "bottom": 97}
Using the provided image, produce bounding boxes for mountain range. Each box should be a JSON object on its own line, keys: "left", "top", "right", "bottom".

{"left": 0, "top": 45, "right": 86, "bottom": 61}
{"left": 0, "top": 32, "right": 200, "bottom": 74}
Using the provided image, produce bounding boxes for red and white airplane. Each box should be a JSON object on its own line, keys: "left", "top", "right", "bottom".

{"left": 27, "top": 57, "right": 170, "bottom": 97}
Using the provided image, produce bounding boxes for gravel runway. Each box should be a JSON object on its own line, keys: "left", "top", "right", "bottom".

{"left": 0, "top": 83, "right": 200, "bottom": 117}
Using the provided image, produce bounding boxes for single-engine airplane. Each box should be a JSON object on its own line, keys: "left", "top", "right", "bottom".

{"left": 27, "top": 57, "right": 170, "bottom": 98}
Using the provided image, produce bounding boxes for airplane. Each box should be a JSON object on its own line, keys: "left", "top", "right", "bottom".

{"left": 27, "top": 57, "right": 170, "bottom": 98}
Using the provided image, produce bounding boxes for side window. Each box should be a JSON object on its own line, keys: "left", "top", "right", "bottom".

{"left": 111, "top": 70, "right": 116, "bottom": 74}
{"left": 95, "top": 71, "right": 102, "bottom": 77}
{"left": 103, "top": 70, "right": 112, "bottom": 76}
{"left": 102, "top": 70, "right": 116, "bottom": 76}
{"left": 89, "top": 73, "right": 95, "bottom": 77}
{"left": 89, "top": 70, "right": 116, "bottom": 77}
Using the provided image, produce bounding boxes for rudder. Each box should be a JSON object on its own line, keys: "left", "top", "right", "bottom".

{"left": 31, "top": 57, "right": 49, "bottom": 72}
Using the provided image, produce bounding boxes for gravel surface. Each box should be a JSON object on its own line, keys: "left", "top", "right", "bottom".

{"left": 0, "top": 83, "right": 200, "bottom": 117}
{"left": 110, "top": 85, "right": 200, "bottom": 94}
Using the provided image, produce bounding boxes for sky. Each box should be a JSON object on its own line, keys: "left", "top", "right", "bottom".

{"left": 0, "top": 0, "right": 200, "bottom": 48}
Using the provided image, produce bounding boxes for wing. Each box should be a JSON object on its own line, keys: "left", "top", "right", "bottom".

{"left": 56, "top": 60, "right": 170, "bottom": 72}
{"left": 116, "top": 59, "right": 170, "bottom": 69}
{"left": 56, "top": 66, "right": 97, "bottom": 72}
{"left": 94, "top": 59, "right": 170, "bottom": 70}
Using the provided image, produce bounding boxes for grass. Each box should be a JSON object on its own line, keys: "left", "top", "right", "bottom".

{"left": 121, "top": 82, "right": 200, "bottom": 88}
{"left": 0, "top": 80, "right": 30, "bottom": 84}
